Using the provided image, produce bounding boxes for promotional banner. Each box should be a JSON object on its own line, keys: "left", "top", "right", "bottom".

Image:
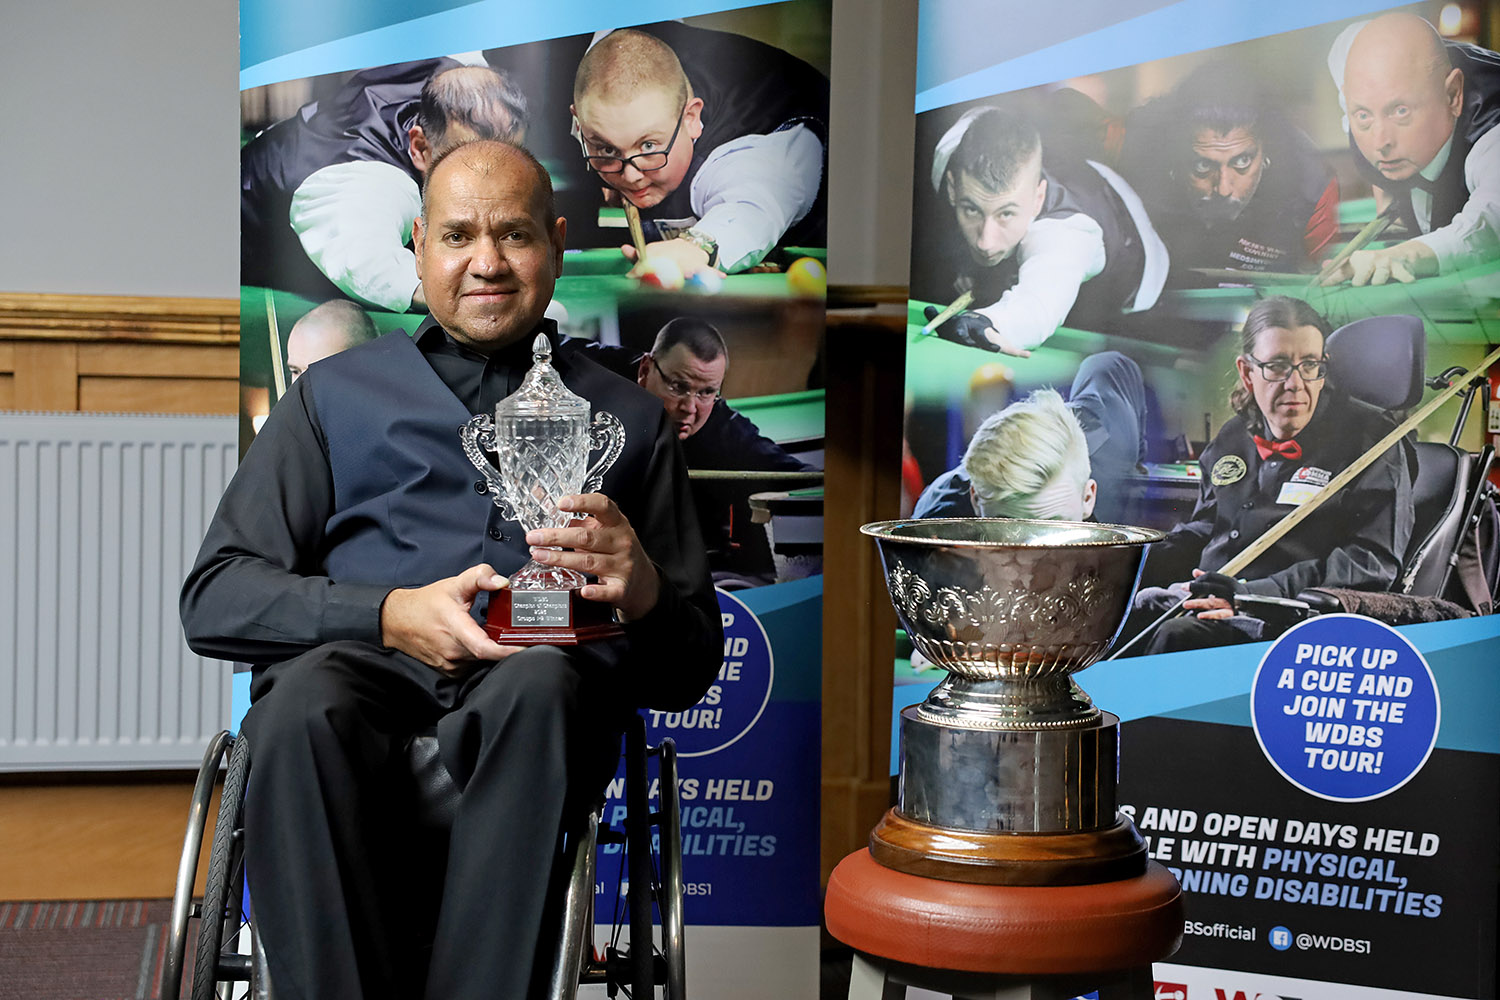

{"left": 239, "top": 0, "right": 828, "bottom": 995}
{"left": 901, "top": 0, "right": 1500, "bottom": 996}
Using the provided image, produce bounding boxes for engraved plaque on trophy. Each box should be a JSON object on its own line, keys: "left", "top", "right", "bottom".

{"left": 461, "top": 334, "right": 626, "bottom": 645}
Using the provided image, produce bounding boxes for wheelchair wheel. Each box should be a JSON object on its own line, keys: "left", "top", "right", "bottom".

{"left": 654, "top": 738, "right": 686, "bottom": 1000}
{"left": 611, "top": 721, "right": 686, "bottom": 1000}
{"left": 164, "top": 732, "right": 234, "bottom": 1000}
{"left": 192, "top": 733, "right": 253, "bottom": 1000}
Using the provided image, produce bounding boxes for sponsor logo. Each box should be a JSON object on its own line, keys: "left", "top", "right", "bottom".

{"left": 1213, "top": 991, "right": 1302, "bottom": 1000}
{"left": 1268, "top": 925, "right": 1292, "bottom": 951}
{"left": 1154, "top": 984, "right": 1188, "bottom": 1000}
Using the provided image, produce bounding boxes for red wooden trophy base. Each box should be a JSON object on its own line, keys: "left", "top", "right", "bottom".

{"left": 485, "top": 588, "right": 624, "bottom": 645}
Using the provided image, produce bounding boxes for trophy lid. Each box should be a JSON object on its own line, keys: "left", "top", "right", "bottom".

{"left": 494, "top": 333, "right": 589, "bottom": 418}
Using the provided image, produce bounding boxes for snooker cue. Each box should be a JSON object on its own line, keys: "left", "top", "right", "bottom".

{"left": 623, "top": 201, "right": 649, "bottom": 262}
{"left": 264, "top": 289, "right": 286, "bottom": 404}
{"left": 918, "top": 291, "right": 974, "bottom": 337}
{"left": 1106, "top": 341, "right": 1500, "bottom": 659}
{"left": 1310, "top": 210, "right": 1396, "bottom": 287}
{"left": 687, "top": 470, "right": 825, "bottom": 481}
{"left": 1190, "top": 268, "right": 1308, "bottom": 284}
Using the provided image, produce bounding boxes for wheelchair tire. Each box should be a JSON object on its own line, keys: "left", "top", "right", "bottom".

{"left": 191, "top": 732, "right": 252, "bottom": 1000}
{"left": 163, "top": 732, "right": 235, "bottom": 1000}
{"left": 655, "top": 738, "right": 686, "bottom": 1000}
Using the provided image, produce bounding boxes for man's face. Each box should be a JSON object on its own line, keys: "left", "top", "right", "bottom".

{"left": 412, "top": 146, "right": 565, "bottom": 353}
{"left": 637, "top": 344, "right": 725, "bottom": 439}
{"left": 946, "top": 162, "right": 1046, "bottom": 268}
{"left": 1183, "top": 127, "right": 1266, "bottom": 224}
{"left": 1344, "top": 55, "right": 1462, "bottom": 181}
{"left": 286, "top": 324, "right": 348, "bottom": 382}
{"left": 1236, "top": 323, "right": 1327, "bottom": 441}
{"left": 574, "top": 90, "right": 702, "bottom": 209}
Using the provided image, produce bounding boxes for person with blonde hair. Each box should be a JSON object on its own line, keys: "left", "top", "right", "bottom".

{"left": 570, "top": 23, "right": 828, "bottom": 277}
{"left": 913, "top": 351, "right": 1148, "bottom": 523}
{"left": 964, "top": 389, "right": 1097, "bottom": 521}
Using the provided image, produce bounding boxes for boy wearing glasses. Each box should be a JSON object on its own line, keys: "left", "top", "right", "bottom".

{"left": 570, "top": 24, "right": 828, "bottom": 277}
{"left": 1134, "top": 296, "right": 1415, "bottom": 653}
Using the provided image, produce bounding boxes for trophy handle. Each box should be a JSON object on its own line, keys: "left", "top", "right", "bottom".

{"left": 460, "top": 414, "right": 517, "bottom": 521}
{"left": 582, "top": 411, "right": 625, "bottom": 496}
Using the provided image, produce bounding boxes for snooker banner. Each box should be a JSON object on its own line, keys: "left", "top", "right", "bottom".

{"left": 240, "top": 1, "right": 830, "bottom": 996}
{"left": 902, "top": 0, "right": 1500, "bottom": 996}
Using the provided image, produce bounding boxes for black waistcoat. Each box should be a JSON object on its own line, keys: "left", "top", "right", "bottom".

{"left": 968, "top": 158, "right": 1146, "bottom": 327}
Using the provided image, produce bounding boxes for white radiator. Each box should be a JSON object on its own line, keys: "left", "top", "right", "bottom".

{"left": 0, "top": 412, "right": 238, "bottom": 771}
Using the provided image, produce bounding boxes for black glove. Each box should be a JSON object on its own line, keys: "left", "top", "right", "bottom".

{"left": 923, "top": 305, "right": 997, "bottom": 351}
{"left": 1188, "top": 571, "right": 1246, "bottom": 606}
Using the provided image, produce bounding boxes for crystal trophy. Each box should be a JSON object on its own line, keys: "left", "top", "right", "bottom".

{"left": 461, "top": 334, "right": 625, "bottom": 644}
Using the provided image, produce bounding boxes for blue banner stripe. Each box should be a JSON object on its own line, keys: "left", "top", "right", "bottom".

{"left": 915, "top": 0, "right": 1175, "bottom": 93}
{"left": 914, "top": 0, "right": 1395, "bottom": 113}
{"left": 241, "top": 0, "right": 784, "bottom": 90}
{"left": 242, "top": 0, "right": 484, "bottom": 71}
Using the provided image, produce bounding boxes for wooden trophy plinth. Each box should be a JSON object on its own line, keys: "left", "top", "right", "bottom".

{"left": 484, "top": 588, "right": 624, "bottom": 645}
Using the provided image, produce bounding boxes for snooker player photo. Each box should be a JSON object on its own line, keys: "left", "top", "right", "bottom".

{"left": 904, "top": 0, "right": 1500, "bottom": 660}
{"left": 238, "top": 2, "right": 831, "bottom": 577}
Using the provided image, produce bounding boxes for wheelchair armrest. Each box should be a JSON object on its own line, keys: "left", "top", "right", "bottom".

{"left": 1293, "top": 589, "right": 1346, "bottom": 615}
{"left": 1234, "top": 593, "right": 1315, "bottom": 636}
{"left": 1235, "top": 593, "right": 1312, "bottom": 614}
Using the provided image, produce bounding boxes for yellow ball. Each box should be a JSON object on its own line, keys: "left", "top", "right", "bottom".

{"left": 786, "top": 257, "right": 827, "bottom": 297}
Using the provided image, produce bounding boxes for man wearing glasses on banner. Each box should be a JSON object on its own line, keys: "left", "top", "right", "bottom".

{"left": 1133, "top": 297, "right": 1414, "bottom": 654}
{"left": 570, "top": 25, "right": 827, "bottom": 278}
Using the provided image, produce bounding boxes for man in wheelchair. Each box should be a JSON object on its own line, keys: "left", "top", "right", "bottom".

{"left": 181, "top": 140, "right": 722, "bottom": 999}
{"left": 1129, "top": 296, "right": 1421, "bottom": 654}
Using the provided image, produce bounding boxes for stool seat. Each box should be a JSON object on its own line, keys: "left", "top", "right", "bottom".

{"left": 825, "top": 849, "right": 1182, "bottom": 976}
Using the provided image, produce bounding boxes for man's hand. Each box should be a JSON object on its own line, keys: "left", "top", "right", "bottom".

{"left": 622, "top": 238, "right": 714, "bottom": 280}
{"left": 922, "top": 306, "right": 1032, "bottom": 357}
{"left": 524, "top": 494, "right": 661, "bottom": 621}
{"left": 1319, "top": 240, "right": 1438, "bottom": 286}
{"left": 380, "top": 564, "right": 521, "bottom": 674}
{"left": 1181, "top": 568, "right": 1242, "bottom": 620}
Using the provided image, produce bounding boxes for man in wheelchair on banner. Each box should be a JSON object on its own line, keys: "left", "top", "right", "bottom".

{"left": 1126, "top": 296, "right": 1419, "bottom": 655}
{"left": 181, "top": 139, "right": 721, "bottom": 1000}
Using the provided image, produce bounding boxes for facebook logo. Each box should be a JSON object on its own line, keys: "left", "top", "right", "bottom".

{"left": 1269, "top": 926, "right": 1292, "bottom": 951}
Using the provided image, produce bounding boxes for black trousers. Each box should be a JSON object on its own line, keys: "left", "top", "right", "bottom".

{"left": 240, "top": 640, "right": 630, "bottom": 1000}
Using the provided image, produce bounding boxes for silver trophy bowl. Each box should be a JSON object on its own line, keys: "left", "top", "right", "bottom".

{"left": 864, "top": 518, "right": 1165, "bottom": 876}
{"left": 862, "top": 518, "right": 1161, "bottom": 729}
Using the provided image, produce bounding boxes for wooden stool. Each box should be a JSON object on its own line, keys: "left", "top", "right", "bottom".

{"left": 825, "top": 849, "right": 1183, "bottom": 1000}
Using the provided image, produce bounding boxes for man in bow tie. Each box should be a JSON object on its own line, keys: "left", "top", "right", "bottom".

{"left": 1132, "top": 296, "right": 1415, "bottom": 653}
{"left": 1320, "top": 12, "right": 1500, "bottom": 285}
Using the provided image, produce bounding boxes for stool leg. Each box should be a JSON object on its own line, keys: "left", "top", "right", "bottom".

{"left": 1094, "top": 964, "right": 1156, "bottom": 1000}
{"left": 850, "top": 952, "right": 906, "bottom": 1000}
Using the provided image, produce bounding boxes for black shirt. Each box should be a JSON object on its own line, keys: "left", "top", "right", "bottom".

{"left": 181, "top": 317, "right": 721, "bottom": 708}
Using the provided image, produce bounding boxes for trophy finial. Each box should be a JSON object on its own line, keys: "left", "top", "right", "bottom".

{"left": 532, "top": 333, "right": 551, "bottom": 364}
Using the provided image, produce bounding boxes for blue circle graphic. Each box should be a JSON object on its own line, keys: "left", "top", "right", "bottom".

{"left": 1268, "top": 925, "right": 1292, "bottom": 951}
{"left": 1250, "top": 614, "right": 1440, "bottom": 802}
{"left": 642, "top": 588, "right": 774, "bottom": 757}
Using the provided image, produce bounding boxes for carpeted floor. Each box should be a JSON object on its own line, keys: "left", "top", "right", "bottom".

{"left": 0, "top": 900, "right": 191, "bottom": 1000}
